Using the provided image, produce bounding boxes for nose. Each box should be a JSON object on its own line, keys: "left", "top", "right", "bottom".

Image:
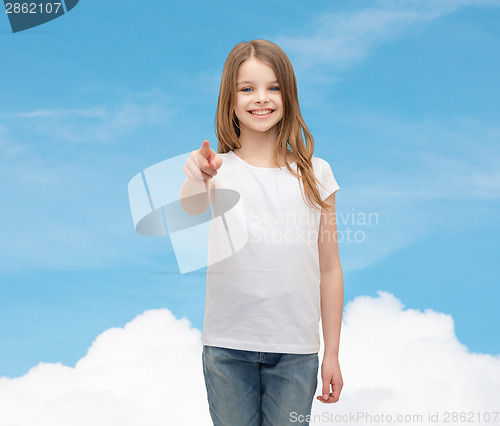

{"left": 255, "top": 89, "right": 269, "bottom": 104}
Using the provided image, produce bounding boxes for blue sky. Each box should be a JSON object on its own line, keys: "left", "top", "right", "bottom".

{"left": 1, "top": 0, "right": 499, "bottom": 379}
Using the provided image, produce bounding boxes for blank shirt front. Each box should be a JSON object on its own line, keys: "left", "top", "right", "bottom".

{"left": 203, "top": 150, "right": 340, "bottom": 354}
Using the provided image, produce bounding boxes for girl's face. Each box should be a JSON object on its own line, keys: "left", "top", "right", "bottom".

{"left": 234, "top": 57, "right": 283, "bottom": 135}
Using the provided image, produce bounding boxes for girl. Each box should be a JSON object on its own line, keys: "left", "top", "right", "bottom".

{"left": 181, "top": 39, "right": 343, "bottom": 426}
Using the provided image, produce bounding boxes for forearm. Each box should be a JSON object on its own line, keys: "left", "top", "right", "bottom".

{"left": 179, "top": 177, "right": 210, "bottom": 215}
{"left": 320, "top": 267, "right": 344, "bottom": 358}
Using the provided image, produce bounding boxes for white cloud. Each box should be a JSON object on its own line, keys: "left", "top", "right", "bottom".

{"left": 278, "top": 8, "right": 420, "bottom": 71}
{"left": 276, "top": 0, "right": 500, "bottom": 72}
{"left": 331, "top": 113, "right": 500, "bottom": 272}
{"left": 0, "top": 123, "right": 28, "bottom": 160}
{"left": 0, "top": 309, "right": 211, "bottom": 426}
{"left": 318, "top": 291, "right": 500, "bottom": 424}
{"left": 0, "top": 92, "right": 180, "bottom": 272}
{"left": 0, "top": 292, "right": 498, "bottom": 425}
{"left": 0, "top": 98, "right": 175, "bottom": 146}
{"left": 346, "top": 115, "right": 500, "bottom": 200}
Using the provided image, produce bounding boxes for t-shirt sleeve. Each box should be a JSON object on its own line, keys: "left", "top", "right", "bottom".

{"left": 318, "top": 158, "right": 340, "bottom": 201}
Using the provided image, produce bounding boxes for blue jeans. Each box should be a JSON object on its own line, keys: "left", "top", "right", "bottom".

{"left": 202, "top": 345, "right": 319, "bottom": 426}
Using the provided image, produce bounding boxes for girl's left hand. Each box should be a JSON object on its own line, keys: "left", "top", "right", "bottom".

{"left": 316, "top": 355, "right": 343, "bottom": 403}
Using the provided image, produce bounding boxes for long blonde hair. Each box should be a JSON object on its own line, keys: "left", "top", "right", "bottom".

{"left": 215, "top": 39, "right": 333, "bottom": 210}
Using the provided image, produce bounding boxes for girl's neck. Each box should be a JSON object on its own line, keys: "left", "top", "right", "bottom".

{"left": 237, "top": 126, "right": 289, "bottom": 168}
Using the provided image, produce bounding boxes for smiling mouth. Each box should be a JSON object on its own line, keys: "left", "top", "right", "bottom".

{"left": 248, "top": 109, "right": 275, "bottom": 116}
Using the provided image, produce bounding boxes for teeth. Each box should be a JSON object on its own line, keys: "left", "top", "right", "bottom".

{"left": 250, "top": 110, "right": 273, "bottom": 115}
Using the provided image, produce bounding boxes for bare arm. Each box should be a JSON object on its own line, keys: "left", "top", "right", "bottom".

{"left": 179, "top": 140, "right": 220, "bottom": 215}
{"left": 179, "top": 177, "right": 213, "bottom": 216}
{"left": 316, "top": 192, "right": 344, "bottom": 404}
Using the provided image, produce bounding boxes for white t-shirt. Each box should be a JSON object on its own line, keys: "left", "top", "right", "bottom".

{"left": 202, "top": 150, "right": 340, "bottom": 354}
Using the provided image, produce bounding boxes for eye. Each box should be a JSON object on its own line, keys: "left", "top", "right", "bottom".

{"left": 270, "top": 86, "right": 280, "bottom": 91}
{"left": 241, "top": 87, "right": 252, "bottom": 92}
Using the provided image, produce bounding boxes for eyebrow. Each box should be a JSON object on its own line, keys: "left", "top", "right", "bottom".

{"left": 237, "top": 80, "right": 279, "bottom": 85}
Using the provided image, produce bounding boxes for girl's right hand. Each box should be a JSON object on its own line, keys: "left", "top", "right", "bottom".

{"left": 183, "top": 140, "right": 222, "bottom": 182}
